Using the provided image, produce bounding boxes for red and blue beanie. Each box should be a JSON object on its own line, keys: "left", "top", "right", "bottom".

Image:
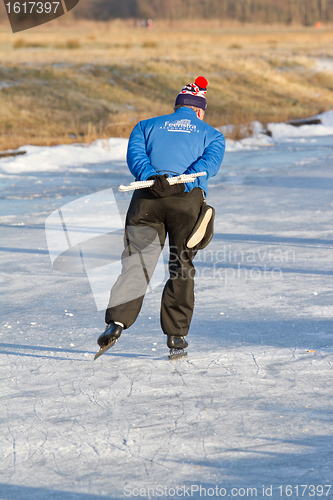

{"left": 175, "top": 76, "right": 208, "bottom": 110}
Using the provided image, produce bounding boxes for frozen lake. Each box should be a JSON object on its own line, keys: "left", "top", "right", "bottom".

{"left": 1, "top": 118, "right": 333, "bottom": 499}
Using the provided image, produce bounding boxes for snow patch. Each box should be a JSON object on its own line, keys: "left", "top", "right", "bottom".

{"left": 224, "top": 111, "right": 333, "bottom": 151}
{"left": 268, "top": 110, "right": 333, "bottom": 141}
{"left": 313, "top": 58, "right": 333, "bottom": 73}
{"left": 226, "top": 134, "right": 273, "bottom": 151}
{"left": 0, "top": 138, "right": 128, "bottom": 174}
{"left": 223, "top": 121, "right": 274, "bottom": 151}
{"left": 0, "top": 81, "right": 18, "bottom": 89}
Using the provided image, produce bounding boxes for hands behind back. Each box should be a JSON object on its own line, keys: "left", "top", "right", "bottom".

{"left": 148, "top": 174, "right": 185, "bottom": 198}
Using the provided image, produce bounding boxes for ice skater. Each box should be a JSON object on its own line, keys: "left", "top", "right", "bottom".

{"left": 96, "top": 76, "right": 225, "bottom": 358}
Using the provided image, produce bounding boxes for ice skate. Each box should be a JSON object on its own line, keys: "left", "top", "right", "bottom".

{"left": 186, "top": 203, "right": 215, "bottom": 250}
{"left": 167, "top": 335, "right": 188, "bottom": 360}
{"left": 94, "top": 322, "right": 123, "bottom": 360}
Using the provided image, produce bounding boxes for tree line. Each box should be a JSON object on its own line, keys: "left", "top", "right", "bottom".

{"left": 75, "top": 0, "right": 331, "bottom": 25}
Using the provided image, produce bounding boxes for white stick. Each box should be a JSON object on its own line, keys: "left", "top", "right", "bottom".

{"left": 118, "top": 172, "right": 207, "bottom": 192}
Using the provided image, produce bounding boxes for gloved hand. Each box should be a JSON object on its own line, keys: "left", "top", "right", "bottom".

{"left": 148, "top": 174, "right": 185, "bottom": 198}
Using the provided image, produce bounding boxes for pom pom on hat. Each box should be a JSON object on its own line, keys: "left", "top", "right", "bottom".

{"left": 195, "top": 76, "right": 208, "bottom": 89}
{"left": 175, "top": 76, "right": 208, "bottom": 110}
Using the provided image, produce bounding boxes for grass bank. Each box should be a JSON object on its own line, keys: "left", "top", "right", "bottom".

{"left": 1, "top": 20, "right": 333, "bottom": 149}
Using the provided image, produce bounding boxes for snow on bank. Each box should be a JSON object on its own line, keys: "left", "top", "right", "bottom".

{"left": 268, "top": 110, "right": 333, "bottom": 141}
{"left": 223, "top": 111, "right": 333, "bottom": 151}
{"left": 2, "top": 111, "right": 333, "bottom": 174}
{"left": 0, "top": 138, "right": 128, "bottom": 174}
{"left": 225, "top": 132, "right": 274, "bottom": 152}
{"left": 219, "top": 120, "right": 274, "bottom": 152}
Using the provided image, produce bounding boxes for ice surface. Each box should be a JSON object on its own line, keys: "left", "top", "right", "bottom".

{"left": 1, "top": 119, "right": 333, "bottom": 499}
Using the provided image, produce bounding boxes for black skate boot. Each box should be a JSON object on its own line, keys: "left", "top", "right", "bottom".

{"left": 94, "top": 322, "right": 123, "bottom": 360}
{"left": 167, "top": 335, "right": 188, "bottom": 360}
{"left": 167, "top": 335, "right": 188, "bottom": 349}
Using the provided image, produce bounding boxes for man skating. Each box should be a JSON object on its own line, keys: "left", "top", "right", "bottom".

{"left": 97, "top": 76, "right": 225, "bottom": 356}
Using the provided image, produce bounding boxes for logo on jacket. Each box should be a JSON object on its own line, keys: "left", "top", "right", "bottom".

{"left": 162, "top": 119, "right": 198, "bottom": 134}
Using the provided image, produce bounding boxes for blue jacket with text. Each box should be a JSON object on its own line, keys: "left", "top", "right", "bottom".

{"left": 126, "top": 107, "right": 225, "bottom": 195}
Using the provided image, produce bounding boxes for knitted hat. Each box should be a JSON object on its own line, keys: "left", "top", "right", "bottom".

{"left": 175, "top": 76, "right": 208, "bottom": 110}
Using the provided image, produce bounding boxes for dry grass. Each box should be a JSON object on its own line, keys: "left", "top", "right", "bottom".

{"left": 1, "top": 19, "right": 333, "bottom": 149}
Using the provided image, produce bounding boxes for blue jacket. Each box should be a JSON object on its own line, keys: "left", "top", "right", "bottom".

{"left": 127, "top": 107, "right": 225, "bottom": 195}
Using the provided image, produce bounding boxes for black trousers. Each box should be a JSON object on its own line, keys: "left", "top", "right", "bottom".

{"left": 105, "top": 187, "right": 204, "bottom": 337}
